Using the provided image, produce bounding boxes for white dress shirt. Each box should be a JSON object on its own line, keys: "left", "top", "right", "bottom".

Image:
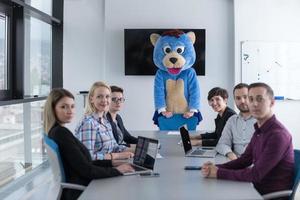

{"left": 216, "top": 113, "right": 256, "bottom": 156}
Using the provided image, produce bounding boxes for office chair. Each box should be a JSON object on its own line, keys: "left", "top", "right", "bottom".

{"left": 44, "top": 134, "right": 86, "bottom": 200}
{"left": 158, "top": 114, "right": 198, "bottom": 130}
{"left": 262, "top": 149, "right": 300, "bottom": 200}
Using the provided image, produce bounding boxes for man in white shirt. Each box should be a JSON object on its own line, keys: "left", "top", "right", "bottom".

{"left": 216, "top": 83, "right": 256, "bottom": 160}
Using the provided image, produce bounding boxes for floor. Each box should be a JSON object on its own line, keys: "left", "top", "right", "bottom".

{"left": 0, "top": 162, "right": 58, "bottom": 200}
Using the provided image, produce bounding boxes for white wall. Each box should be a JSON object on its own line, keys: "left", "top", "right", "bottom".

{"left": 234, "top": 0, "right": 300, "bottom": 148}
{"left": 104, "top": 0, "right": 234, "bottom": 130}
{"left": 63, "top": 0, "right": 300, "bottom": 147}
{"left": 63, "top": 0, "right": 235, "bottom": 131}
{"left": 63, "top": 0, "right": 106, "bottom": 130}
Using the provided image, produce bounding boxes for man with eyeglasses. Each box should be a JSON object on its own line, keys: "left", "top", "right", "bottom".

{"left": 106, "top": 86, "right": 138, "bottom": 147}
{"left": 201, "top": 82, "right": 294, "bottom": 196}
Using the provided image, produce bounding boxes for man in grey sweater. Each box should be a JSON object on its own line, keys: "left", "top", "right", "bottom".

{"left": 216, "top": 83, "right": 256, "bottom": 160}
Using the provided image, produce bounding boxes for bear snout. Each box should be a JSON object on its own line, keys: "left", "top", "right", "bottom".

{"left": 169, "top": 57, "right": 178, "bottom": 64}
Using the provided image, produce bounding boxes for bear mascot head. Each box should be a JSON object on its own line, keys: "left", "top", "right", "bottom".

{"left": 150, "top": 29, "right": 196, "bottom": 76}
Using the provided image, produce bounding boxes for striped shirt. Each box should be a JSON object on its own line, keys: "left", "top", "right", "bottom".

{"left": 75, "top": 112, "right": 126, "bottom": 160}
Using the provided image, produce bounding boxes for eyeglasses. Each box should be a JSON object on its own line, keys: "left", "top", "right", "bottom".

{"left": 111, "top": 97, "right": 125, "bottom": 103}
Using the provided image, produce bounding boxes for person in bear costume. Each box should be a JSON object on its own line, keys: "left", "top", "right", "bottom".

{"left": 151, "top": 29, "right": 202, "bottom": 129}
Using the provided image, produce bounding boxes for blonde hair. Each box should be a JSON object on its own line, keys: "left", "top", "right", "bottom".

{"left": 85, "top": 81, "right": 111, "bottom": 115}
{"left": 43, "top": 88, "right": 74, "bottom": 134}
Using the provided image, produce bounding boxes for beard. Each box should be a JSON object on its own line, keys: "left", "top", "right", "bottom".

{"left": 238, "top": 104, "right": 249, "bottom": 113}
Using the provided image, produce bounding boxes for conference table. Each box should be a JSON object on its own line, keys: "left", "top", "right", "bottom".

{"left": 78, "top": 131, "right": 263, "bottom": 200}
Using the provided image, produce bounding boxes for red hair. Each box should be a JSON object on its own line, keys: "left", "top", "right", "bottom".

{"left": 162, "top": 29, "right": 184, "bottom": 38}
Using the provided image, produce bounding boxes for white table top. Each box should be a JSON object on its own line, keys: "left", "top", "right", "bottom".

{"left": 78, "top": 131, "right": 263, "bottom": 200}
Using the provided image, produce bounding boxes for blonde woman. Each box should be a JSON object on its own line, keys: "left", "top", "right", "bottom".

{"left": 75, "top": 81, "right": 134, "bottom": 160}
{"left": 44, "top": 88, "right": 134, "bottom": 200}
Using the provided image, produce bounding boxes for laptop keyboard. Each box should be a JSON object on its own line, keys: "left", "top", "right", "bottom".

{"left": 191, "top": 149, "right": 206, "bottom": 155}
{"left": 131, "top": 165, "right": 146, "bottom": 171}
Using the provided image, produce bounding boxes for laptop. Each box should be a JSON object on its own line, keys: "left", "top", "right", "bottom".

{"left": 123, "top": 136, "right": 159, "bottom": 175}
{"left": 179, "top": 126, "right": 217, "bottom": 158}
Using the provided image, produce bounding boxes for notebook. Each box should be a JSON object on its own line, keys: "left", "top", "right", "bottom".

{"left": 123, "top": 136, "right": 159, "bottom": 175}
{"left": 179, "top": 126, "right": 217, "bottom": 158}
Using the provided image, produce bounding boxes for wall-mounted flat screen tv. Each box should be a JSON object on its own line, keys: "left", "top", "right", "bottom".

{"left": 124, "top": 29, "right": 205, "bottom": 76}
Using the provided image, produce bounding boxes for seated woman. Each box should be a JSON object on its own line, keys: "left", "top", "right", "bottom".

{"left": 190, "top": 87, "right": 236, "bottom": 146}
{"left": 44, "top": 88, "right": 134, "bottom": 200}
{"left": 106, "top": 85, "right": 138, "bottom": 147}
{"left": 75, "top": 81, "right": 134, "bottom": 160}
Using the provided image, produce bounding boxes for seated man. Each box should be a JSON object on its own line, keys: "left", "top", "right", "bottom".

{"left": 216, "top": 83, "right": 256, "bottom": 160}
{"left": 107, "top": 85, "right": 138, "bottom": 147}
{"left": 201, "top": 82, "right": 294, "bottom": 196}
{"left": 190, "top": 87, "right": 236, "bottom": 146}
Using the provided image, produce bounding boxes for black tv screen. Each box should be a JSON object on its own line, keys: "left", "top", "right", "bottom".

{"left": 124, "top": 29, "right": 205, "bottom": 76}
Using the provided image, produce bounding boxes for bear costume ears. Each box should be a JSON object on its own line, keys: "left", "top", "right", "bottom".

{"left": 150, "top": 31, "right": 195, "bottom": 46}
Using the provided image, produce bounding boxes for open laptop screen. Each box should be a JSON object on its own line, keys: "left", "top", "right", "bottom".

{"left": 133, "top": 136, "right": 158, "bottom": 170}
{"left": 180, "top": 126, "right": 193, "bottom": 154}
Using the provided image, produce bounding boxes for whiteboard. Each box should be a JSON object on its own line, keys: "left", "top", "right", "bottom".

{"left": 241, "top": 41, "right": 300, "bottom": 100}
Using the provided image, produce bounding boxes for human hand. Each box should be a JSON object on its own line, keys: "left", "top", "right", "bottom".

{"left": 226, "top": 152, "right": 238, "bottom": 160}
{"left": 190, "top": 134, "right": 201, "bottom": 140}
{"left": 162, "top": 111, "right": 173, "bottom": 118}
{"left": 201, "top": 161, "right": 218, "bottom": 178}
{"left": 125, "top": 145, "right": 136, "bottom": 153}
{"left": 115, "top": 163, "right": 134, "bottom": 174}
{"left": 208, "top": 165, "right": 218, "bottom": 178}
{"left": 201, "top": 164, "right": 211, "bottom": 177}
{"left": 190, "top": 139, "right": 202, "bottom": 146}
{"left": 111, "top": 160, "right": 127, "bottom": 167}
{"left": 183, "top": 111, "right": 194, "bottom": 118}
{"left": 112, "top": 152, "right": 134, "bottom": 160}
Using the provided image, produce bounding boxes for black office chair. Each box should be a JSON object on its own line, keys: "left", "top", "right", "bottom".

{"left": 263, "top": 149, "right": 300, "bottom": 200}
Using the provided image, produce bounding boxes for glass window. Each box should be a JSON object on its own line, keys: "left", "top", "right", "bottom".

{"left": 0, "top": 0, "right": 62, "bottom": 190}
{"left": 30, "top": 101, "right": 47, "bottom": 166}
{"left": 0, "top": 104, "right": 25, "bottom": 185}
{"left": 0, "top": 13, "right": 8, "bottom": 90}
{"left": 24, "top": 16, "right": 52, "bottom": 97}
{"left": 24, "top": 0, "right": 52, "bottom": 16}
{"left": 0, "top": 100, "right": 46, "bottom": 186}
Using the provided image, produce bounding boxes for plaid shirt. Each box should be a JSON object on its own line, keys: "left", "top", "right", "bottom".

{"left": 75, "top": 112, "right": 126, "bottom": 160}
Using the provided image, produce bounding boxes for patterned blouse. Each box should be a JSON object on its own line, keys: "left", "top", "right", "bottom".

{"left": 75, "top": 112, "right": 126, "bottom": 160}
